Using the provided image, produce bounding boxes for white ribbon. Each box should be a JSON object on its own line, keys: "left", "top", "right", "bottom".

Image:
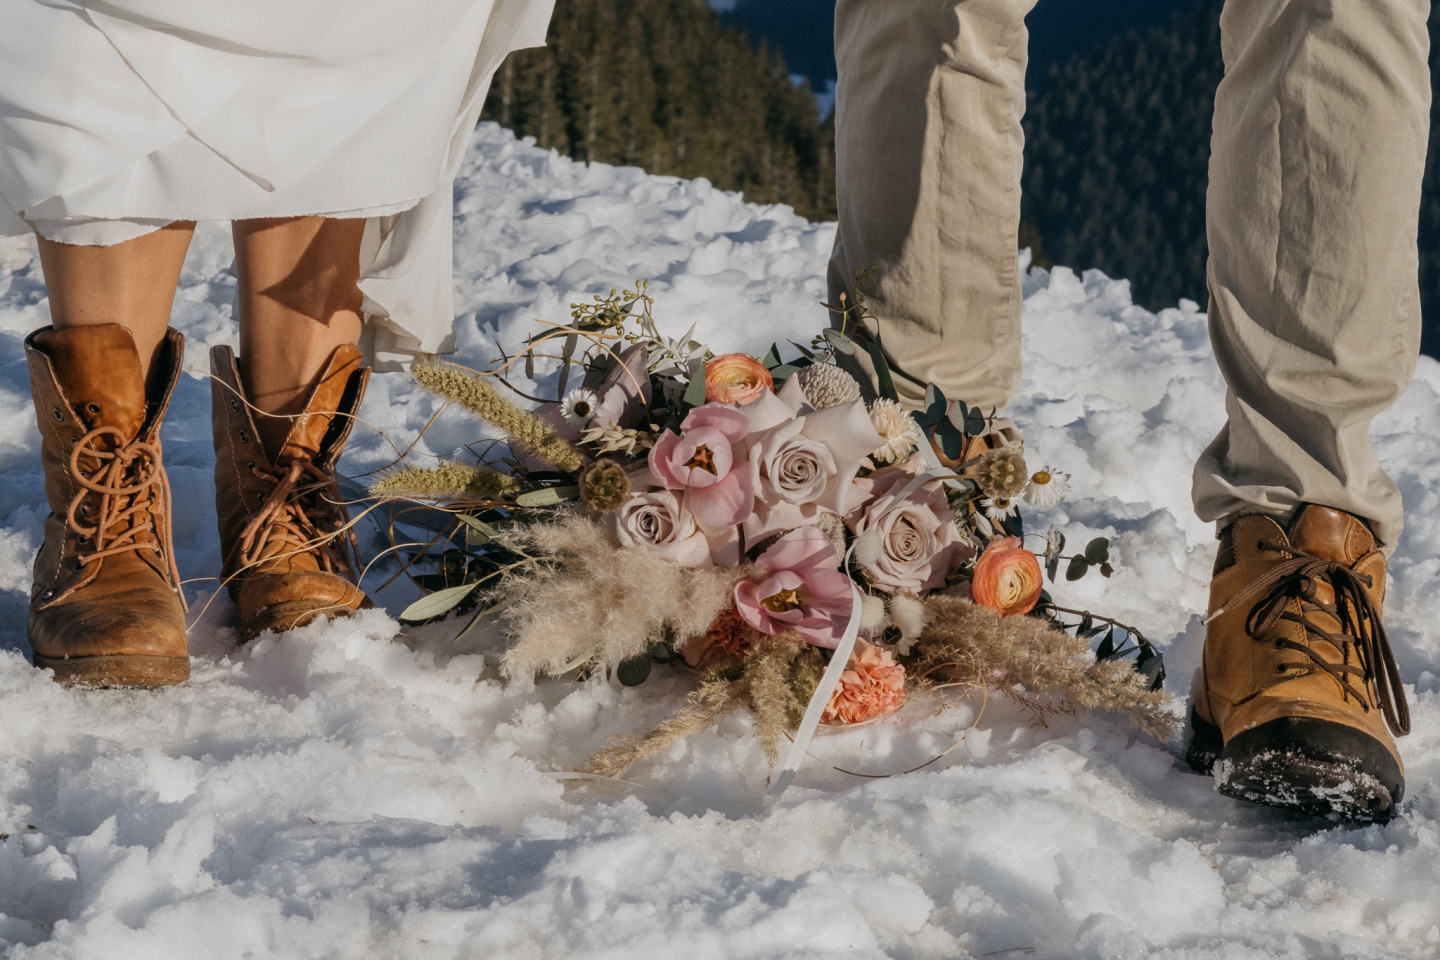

{"left": 768, "top": 462, "right": 956, "bottom": 798}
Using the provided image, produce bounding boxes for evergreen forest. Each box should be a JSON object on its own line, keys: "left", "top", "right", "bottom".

{"left": 479, "top": 0, "right": 834, "bottom": 221}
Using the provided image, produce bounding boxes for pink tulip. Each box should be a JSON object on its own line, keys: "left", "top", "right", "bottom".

{"left": 648, "top": 404, "right": 754, "bottom": 527}
{"left": 734, "top": 527, "right": 856, "bottom": 648}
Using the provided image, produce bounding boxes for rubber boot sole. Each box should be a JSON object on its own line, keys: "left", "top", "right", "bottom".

{"left": 239, "top": 596, "right": 374, "bottom": 643}
{"left": 33, "top": 653, "right": 190, "bottom": 688}
{"left": 1187, "top": 711, "right": 1402, "bottom": 824}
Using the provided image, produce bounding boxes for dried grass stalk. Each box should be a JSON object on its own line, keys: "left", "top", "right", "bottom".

{"left": 743, "top": 633, "right": 806, "bottom": 766}
{"left": 498, "top": 514, "right": 746, "bottom": 679}
{"left": 587, "top": 678, "right": 744, "bottom": 778}
{"left": 914, "top": 596, "right": 1179, "bottom": 740}
{"left": 413, "top": 364, "right": 583, "bottom": 472}
{"left": 369, "top": 461, "right": 523, "bottom": 501}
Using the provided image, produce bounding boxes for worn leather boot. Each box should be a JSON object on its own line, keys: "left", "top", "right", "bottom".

{"left": 1187, "top": 505, "right": 1410, "bottom": 823}
{"left": 211, "top": 343, "right": 371, "bottom": 641}
{"left": 26, "top": 325, "right": 189, "bottom": 686}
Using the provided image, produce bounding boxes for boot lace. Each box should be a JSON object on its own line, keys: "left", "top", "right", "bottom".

{"left": 1222, "top": 539, "right": 1409, "bottom": 737}
{"left": 65, "top": 425, "right": 184, "bottom": 606}
{"left": 238, "top": 458, "right": 354, "bottom": 574}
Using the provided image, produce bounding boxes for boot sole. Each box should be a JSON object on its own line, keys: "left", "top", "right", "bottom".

{"left": 239, "top": 597, "right": 373, "bottom": 643}
{"left": 1191, "top": 713, "right": 1403, "bottom": 824}
{"left": 33, "top": 653, "right": 190, "bottom": 688}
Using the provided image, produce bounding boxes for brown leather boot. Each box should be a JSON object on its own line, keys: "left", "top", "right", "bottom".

{"left": 211, "top": 343, "right": 371, "bottom": 641}
{"left": 25, "top": 325, "right": 189, "bottom": 686}
{"left": 1187, "top": 505, "right": 1410, "bottom": 823}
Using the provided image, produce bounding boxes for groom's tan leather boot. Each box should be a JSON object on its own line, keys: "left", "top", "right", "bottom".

{"left": 211, "top": 343, "right": 371, "bottom": 641}
{"left": 1187, "top": 505, "right": 1409, "bottom": 823}
{"left": 25, "top": 325, "right": 189, "bottom": 686}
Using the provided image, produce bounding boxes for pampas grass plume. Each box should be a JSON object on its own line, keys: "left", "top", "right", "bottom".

{"left": 413, "top": 364, "right": 583, "bottom": 472}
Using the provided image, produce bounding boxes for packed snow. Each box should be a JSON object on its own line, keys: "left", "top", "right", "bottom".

{"left": 2, "top": 123, "right": 1439, "bottom": 959}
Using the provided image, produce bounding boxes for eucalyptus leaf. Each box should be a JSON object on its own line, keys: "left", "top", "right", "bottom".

{"left": 1100, "top": 561, "right": 1114, "bottom": 578}
{"left": 557, "top": 333, "right": 578, "bottom": 397}
{"left": 1084, "top": 537, "right": 1111, "bottom": 564}
{"left": 399, "top": 581, "right": 478, "bottom": 624}
{"left": 616, "top": 654, "right": 652, "bottom": 687}
{"left": 771, "top": 363, "right": 801, "bottom": 382}
{"left": 1046, "top": 555, "right": 1060, "bottom": 583}
{"left": 515, "top": 485, "right": 581, "bottom": 507}
{"left": 822, "top": 328, "right": 857, "bottom": 355}
{"left": 1077, "top": 614, "right": 1093, "bottom": 636}
{"left": 964, "top": 408, "right": 988, "bottom": 436}
{"left": 682, "top": 359, "right": 709, "bottom": 408}
{"left": 459, "top": 514, "right": 496, "bottom": 546}
{"left": 789, "top": 339, "right": 817, "bottom": 360}
{"left": 761, "top": 343, "right": 783, "bottom": 369}
{"left": 1065, "top": 556, "right": 1089, "bottom": 581}
{"left": 865, "top": 332, "right": 899, "bottom": 404}
{"left": 919, "top": 384, "right": 947, "bottom": 427}
{"left": 935, "top": 420, "right": 964, "bottom": 460}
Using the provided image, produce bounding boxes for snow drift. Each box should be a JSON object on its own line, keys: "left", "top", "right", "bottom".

{"left": 0, "top": 123, "right": 1438, "bottom": 958}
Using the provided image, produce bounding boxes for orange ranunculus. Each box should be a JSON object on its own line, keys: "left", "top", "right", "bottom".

{"left": 705, "top": 353, "right": 773, "bottom": 405}
{"left": 969, "top": 537, "right": 1043, "bottom": 616}
{"left": 822, "top": 638, "right": 907, "bottom": 725}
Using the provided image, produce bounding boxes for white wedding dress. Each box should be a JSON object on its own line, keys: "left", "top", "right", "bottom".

{"left": 0, "top": 0, "right": 555, "bottom": 368}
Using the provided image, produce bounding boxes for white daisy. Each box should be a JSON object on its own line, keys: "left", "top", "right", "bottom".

{"left": 1023, "top": 466, "right": 1071, "bottom": 508}
{"left": 982, "top": 497, "right": 1018, "bottom": 521}
{"left": 869, "top": 398, "right": 923, "bottom": 464}
{"left": 560, "top": 387, "right": 602, "bottom": 429}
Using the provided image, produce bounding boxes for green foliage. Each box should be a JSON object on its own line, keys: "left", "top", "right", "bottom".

{"left": 482, "top": 0, "right": 836, "bottom": 220}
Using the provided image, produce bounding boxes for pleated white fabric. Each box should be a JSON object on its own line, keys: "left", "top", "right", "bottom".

{"left": 0, "top": 0, "right": 555, "bottom": 369}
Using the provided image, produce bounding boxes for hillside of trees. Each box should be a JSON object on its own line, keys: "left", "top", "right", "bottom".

{"left": 480, "top": 0, "right": 834, "bottom": 221}
{"left": 1021, "top": 0, "right": 1440, "bottom": 356}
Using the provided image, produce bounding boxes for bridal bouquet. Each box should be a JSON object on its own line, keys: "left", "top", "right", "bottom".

{"left": 373, "top": 284, "right": 1175, "bottom": 783}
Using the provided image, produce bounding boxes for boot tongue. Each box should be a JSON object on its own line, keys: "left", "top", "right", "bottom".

{"left": 34, "top": 325, "right": 147, "bottom": 439}
{"left": 272, "top": 344, "right": 363, "bottom": 464}
{"left": 1289, "top": 505, "right": 1376, "bottom": 566}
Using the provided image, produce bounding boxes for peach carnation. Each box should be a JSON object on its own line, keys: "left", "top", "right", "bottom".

{"left": 705, "top": 353, "right": 773, "bottom": 405}
{"left": 821, "top": 639, "right": 907, "bottom": 725}
{"left": 969, "top": 537, "right": 1043, "bottom": 616}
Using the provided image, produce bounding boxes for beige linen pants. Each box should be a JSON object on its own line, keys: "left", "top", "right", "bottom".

{"left": 831, "top": 0, "right": 1431, "bottom": 546}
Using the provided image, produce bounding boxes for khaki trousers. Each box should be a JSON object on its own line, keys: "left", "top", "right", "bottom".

{"left": 830, "top": 0, "right": 1431, "bottom": 546}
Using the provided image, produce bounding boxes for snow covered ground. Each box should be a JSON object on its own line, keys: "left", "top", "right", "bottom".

{"left": 2, "top": 123, "right": 1439, "bottom": 958}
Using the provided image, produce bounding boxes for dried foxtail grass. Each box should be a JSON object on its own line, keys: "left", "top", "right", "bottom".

{"left": 586, "top": 631, "right": 807, "bottom": 778}
{"left": 412, "top": 364, "right": 583, "bottom": 472}
{"left": 497, "top": 514, "right": 745, "bottom": 679}
{"left": 912, "top": 596, "right": 1179, "bottom": 740}
{"left": 370, "top": 461, "right": 523, "bottom": 501}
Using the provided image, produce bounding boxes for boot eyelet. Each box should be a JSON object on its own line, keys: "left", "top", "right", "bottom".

{"left": 73, "top": 560, "right": 85, "bottom": 572}
{"left": 1274, "top": 639, "right": 1284, "bottom": 649}
{"left": 239, "top": 428, "right": 249, "bottom": 444}
{"left": 77, "top": 535, "right": 89, "bottom": 545}
{"left": 70, "top": 436, "right": 79, "bottom": 445}
{"left": 52, "top": 407, "right": 63, "bottom": 421}
{"left": 39, "top": 587, "right": 55, "bottom": 600}
{"left": 230, "top": 398, "right": 240, "bottom": 413}
{"left": 86, "top": 403, "right": 100, "bottom": 415}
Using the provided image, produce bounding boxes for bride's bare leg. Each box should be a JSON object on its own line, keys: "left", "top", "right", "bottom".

{"left": 36, "top": 221, "right": 196, "bottom": 393}
{"left": 232, "top": 215, "right": 365, "bottom": 457}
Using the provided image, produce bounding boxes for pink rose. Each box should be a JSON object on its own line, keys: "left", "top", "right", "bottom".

{"left": 648, "top": 404, "right": 754, "bottom": 526}
{"left": 609, "top": 490, "right": 711, "bottom": 566}
{"left": 846, "top": 467, "right": 973, "bottom": 594}
{"left": 734, "top": 527, "right": 856, "bottom": 648}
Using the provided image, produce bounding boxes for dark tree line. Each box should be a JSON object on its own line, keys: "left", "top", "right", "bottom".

{"left": 1022, "top": 0, "right": 1440, "bottom": 356}
{"left": 480, "top": 0, "right": 835, "bottom": 221}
